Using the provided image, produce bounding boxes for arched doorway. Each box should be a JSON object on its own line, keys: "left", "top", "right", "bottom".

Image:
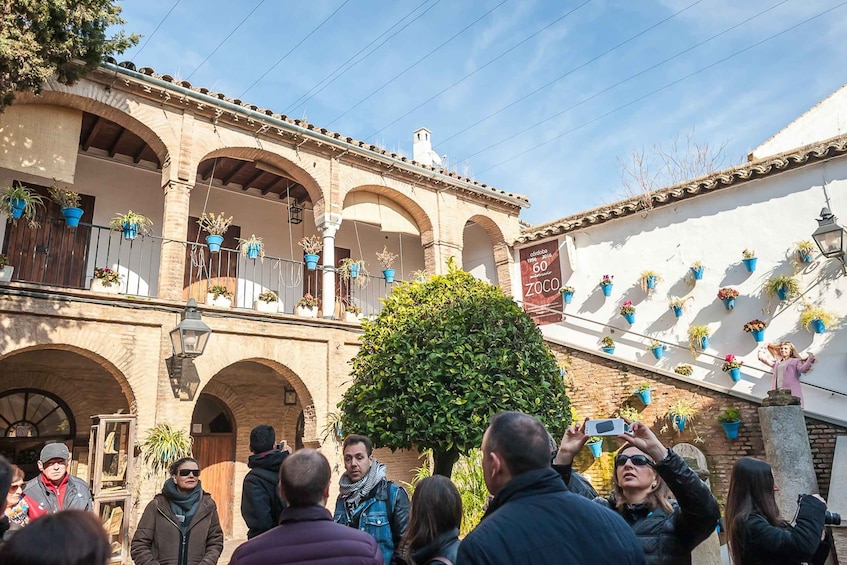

{"left": 191, "top": 393, "right": 236, "bottom": 537}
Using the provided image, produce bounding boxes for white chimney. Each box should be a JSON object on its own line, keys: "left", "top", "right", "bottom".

{"left": 413, "top": 127, "right": 442, "bottom": 167}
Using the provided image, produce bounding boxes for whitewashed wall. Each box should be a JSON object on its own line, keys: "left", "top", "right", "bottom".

{"left": 463, "top": 222, "right": 498, "bottom": 284}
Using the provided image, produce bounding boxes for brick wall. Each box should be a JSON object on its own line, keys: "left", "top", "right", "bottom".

{"left": 550, "top": 343, "right": 846, "bottom": 501}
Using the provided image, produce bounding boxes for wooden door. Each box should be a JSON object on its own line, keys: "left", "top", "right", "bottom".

{"left": 192, "top": 435, "right": 235, "bottom": 536}
{"left": 183, "top": 217, "right": 241, "bottom": 303}
{"left": 2, "top": 182, "right": 94, "bottom": 287}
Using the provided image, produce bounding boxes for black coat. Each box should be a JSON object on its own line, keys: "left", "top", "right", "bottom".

{"left": 734, "top": 495, "right": 832, "bottom": 565}
{"left": 241, "top": 449, "right": 288, "bottom": 539}
{"left": 391, "top": 528, "right": 460, "bottom": 565}
{"left": 456, "top": 468, "right": 646, "bottom": 565}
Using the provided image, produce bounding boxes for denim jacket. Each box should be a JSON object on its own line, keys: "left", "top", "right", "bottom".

{"left": 334, "top": 480, "right": 409, "bottom": 565}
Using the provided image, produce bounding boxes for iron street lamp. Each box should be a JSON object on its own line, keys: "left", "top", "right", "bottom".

{"left": 169, "top": 299, "right": 212, "bottom": 358}
{"left": 812, "top": 207, "right": 847, "bottom": 274}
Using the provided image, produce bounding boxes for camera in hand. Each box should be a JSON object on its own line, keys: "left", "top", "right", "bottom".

{"left": 824, "top": 511, "right": 841, "bottom": 526}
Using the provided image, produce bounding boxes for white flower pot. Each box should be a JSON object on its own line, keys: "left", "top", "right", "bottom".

{"left": 295, "top": 305, "right": 318, "bottom": 318}
{"left": 90, "top": 278, "right": 120, "bottom": 294}
{"left": 0, "top": 266, "right": 13, "bottom": 283}
{"left": 206, "top": 293, "right": 232, "bottom": 308}
{"left": 344, "top": 312, "right": 361, "bottom": 323}
{"left": 254, "top": 299, "right": 280, "bottom": 313}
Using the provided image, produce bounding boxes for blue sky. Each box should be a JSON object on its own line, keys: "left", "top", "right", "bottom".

{"left": 114, "top": 0, "right": 847, "bottom": 225}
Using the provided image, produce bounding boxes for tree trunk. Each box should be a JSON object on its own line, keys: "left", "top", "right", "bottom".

{"left": 432, "top": 448, "right": 460, "bottom": 477}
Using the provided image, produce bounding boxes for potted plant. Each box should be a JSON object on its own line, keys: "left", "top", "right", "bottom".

{"left": 690, "top": 260, "right": 705, "bottom": 280}
{"left": 90, "top": 267, "right": 122, "bottom": 294}
{"left": 47, "top": 184, "right": 83, "bottom": 227}
{"left": 674, "top": 364, "right": 694, "bottom": 376}
{"left": 295, "top": 293, "right": 319, "bottom": 317}
{"left": 0, "top": 254, "right": 12, "bottom": 283}
{"left": 717, "top": 287, "right": 739, "bottom": 310}
{"left": 586, "top": 436, "right": 603, "bottom": 458}
{"left": 344, "top": 302, "right": 362, "bottom": 323}
{"left": 646, "top": 339, "right": 665, "bottom": 360}
{"left": 298, "top": 235, "right": 323, "bottom": 270}
{"left": 206, "top": 284, "right": 233, "bottom": 308}
{"left": 599, "top": 274, "right": 614, "bottom": 297}
{"left": 138, "top": 422, "right": 193, "bottom": 479}
{"left": 617, "top": 406, "right": 641, "bottom": 423}
{"left": 620, "top": 301, "right": 636, "bottom": 324}
{"left": 560, "top": 285, "right": 575, "bottom": 304}
{"left": 600, "top": 336, "right": 615, "bottom": 354}
{"left": 639, "top": 270, "right": 663, "bottom": 292}
{"left": 765, "top": 274, "right": 801, "bottom": 301}
{"left": 376, "top": 246, "right": 398, "bottom": 283}
{"left": 1, "top": 182, "right": 45, "bottom": 227}
{"left": 254, "top": 290, "right": 279, "bottom": 313}
{"left": 687, "top": 325, "right": 711, "bottom": 354}
{"left": 800, "top": 306, "right": 837, "bottom": 334}
{"left": 717, "top": 408, "right": 741, "bottom": 439}
{"left": 198, "top": 212, "right": 233, "bottom": 253}
{"left": 742, "top": 319, "right": 767, "bottom": 343}
{"left": 635, "top": 382, "right": 652, "bottom": 405}
{"left": 722, "top": 354, "right": 744, "bottom": 382}
{"left": 796, "top": 240, "right": 815, "bottom": 263}
{"left": 339, "top": 257, "right": 368, "bottom": 288}
{"left": 110, "top": 210, "right": 153, "bottom": 240}
{"left": 668, "top": 296, "right": 692, "bottom": 318}
{"left": 237, "top": 234, "right": 264, "bottom": 260}
{"left": 666, "top": 398, "right": 697, "bottom": 432}
{"left": 742, "top": 249, "right": 757, "bottom": 272}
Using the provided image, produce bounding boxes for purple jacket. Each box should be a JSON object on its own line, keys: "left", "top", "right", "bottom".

{"left": 229, "top": 505, "right": 383, "bottom": 565}
{"left": 759, "top": 354, "right": 815, "bottom": 406}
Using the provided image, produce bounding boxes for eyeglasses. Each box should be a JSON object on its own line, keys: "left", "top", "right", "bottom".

{"left": 178, "top": 469, "right": 200, "bottom": 477}
{"left": 8, "top": 483, "right": 23, "bottom": 492}
{"left": 615, "top": 454, "right": 654, "bottom": 468}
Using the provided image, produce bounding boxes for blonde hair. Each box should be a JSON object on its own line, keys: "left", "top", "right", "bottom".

{"left": 612, "top": 444, "right": 673, "bottom": 515}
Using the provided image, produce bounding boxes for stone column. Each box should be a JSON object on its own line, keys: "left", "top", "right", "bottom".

{"left": 759, "top": 389, "right": 819, "bottom": 515}
{"left": 158, "top": 180, "right": 192, "bottom": 301}
{"left": 316, "top": 214, "right": 342, "bottom": 318}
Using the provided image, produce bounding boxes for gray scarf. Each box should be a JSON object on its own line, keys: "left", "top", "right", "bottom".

{"left": 338, "top": 459, "right": 386, "bottom": 509}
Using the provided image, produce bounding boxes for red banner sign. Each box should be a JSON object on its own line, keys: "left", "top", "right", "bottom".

{"left": 519, "top": 241, "right": 563, "bottom": 325}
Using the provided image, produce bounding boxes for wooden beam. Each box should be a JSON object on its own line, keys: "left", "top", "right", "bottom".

{"left": 132, "top": 139, "right": 147, "bottom": 163}
{"left": 81, "top": 116, "right": 103, "bottom": 151}
{"left": 198, "top": 161, "right": 214, "bottom": 181}
{"left": 240, "top": 170, "right": 265, "bottom": 191}
{"left": 108, "top": 127, "right": 131, "bottom": 158}
{"left": 264, "top": 177, "right": 289, "bottom": 196}
{"left": 220, "top": 160, "right": 248, "bottom": 186}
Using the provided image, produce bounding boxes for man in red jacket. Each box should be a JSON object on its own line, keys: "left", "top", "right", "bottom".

{"left": 22, "top": 443, "right": 92, "bottom": 520}
{"left": 229, "top": 448, "right": 382, "bottom": 565}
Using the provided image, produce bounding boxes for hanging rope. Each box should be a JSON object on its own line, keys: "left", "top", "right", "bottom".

{"left": 279, "top": 183, "right": 302, "bottom": 289}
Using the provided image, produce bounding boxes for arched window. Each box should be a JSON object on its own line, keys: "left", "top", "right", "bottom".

{"left": 0, "top": 389, "right": 75, "bottom": 439}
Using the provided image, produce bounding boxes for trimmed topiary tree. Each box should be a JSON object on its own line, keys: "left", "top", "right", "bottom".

{"left": 340, "top": 259, "right": 570, "bottom": 477}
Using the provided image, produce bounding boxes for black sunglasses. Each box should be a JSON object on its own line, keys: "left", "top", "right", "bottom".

{"left": 615, "top": 454, "right": 654, "bottom": 468}
{"left": 178, "top": 469, "right": 200, "bottom": 477}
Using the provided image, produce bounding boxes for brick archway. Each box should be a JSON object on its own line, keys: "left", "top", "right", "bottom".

{"left": 464, "top": 214, "right": 511, "bottom": 292}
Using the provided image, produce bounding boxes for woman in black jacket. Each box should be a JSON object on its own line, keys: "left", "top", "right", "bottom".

{"left": 392, "top": 475, "right": 460, "bottom": 565}
{"left": 725, "top": 457, "right": 832, "bottom": 565}
{"left": 554, "top": 419, "right": 720, "bottom": 565}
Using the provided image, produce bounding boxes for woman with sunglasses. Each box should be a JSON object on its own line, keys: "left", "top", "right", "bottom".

{"left": 554, "top": 419, "right": 720, "bottom": 565}
{"left": 131, "top": 457, "right": 223, "bottom": 565}
{"left": 4, "top": 465, "right": 28, "bottom": 541}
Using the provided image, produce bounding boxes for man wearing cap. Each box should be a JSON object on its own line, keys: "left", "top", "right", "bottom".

{"left": 22, "top": 443, "right": 91, "bottom": 520}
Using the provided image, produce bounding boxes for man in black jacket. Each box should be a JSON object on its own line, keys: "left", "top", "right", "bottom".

{"left": 457, "top": 412, "right": 647, "bottom": 565}
{"left": 241, "top": 425, "right": 288, "bottom": 539}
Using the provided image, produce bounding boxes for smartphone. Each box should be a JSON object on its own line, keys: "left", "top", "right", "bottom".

{"left": 584, "top": 418, "right": 626, "bottom": 436}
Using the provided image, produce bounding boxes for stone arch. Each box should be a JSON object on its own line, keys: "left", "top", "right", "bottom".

{"left": 464, "top": 214, "right": 511, "bottom": 291}
{"left": 343, "top": 185, "right": 434, "bottom": 239}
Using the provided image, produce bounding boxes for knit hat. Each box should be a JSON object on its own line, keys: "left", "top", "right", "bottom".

{"left": 40, "top": 443, "right": 70, "bottom": 463}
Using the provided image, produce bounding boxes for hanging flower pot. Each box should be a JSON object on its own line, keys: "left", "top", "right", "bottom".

{"left": 718, "top": 408, "right": 741, "bottom": 439}
{"left": 672, "top": 305, "right": 683, "bottom": 317}
{"left": 602, "top": 284, "right": 613, "bottom": 297}
{"left": 635, "top": 385, "right": 652, "bottom": 405}
{"left": 743, "top": 319, "right": 767, "bottom": 342}
{"left": 672, "top": 414, "right": 687, "bottom": 431}
{"left": 728, "top": 367, "right": 741, "bottom": 382}
{"left": 811, "top": 319, "right": 826, "bottom": 334}
{"left": 383, "top": 269, "right": 396, "bottom": 283}
{"left": 122, "top": 222, "right": 139, "bottom": 240}
{"left": 796, "top": 241, "right": 815, "bottom": 263}
{"left": 601, "top": 346, "right": 615, "bottom": 354}
{"left": 718, "top": 288, "right": 739, "bottom": 310}
{"left": 742, "top": 258, "right": 757, "bottom": 272}
{"left": 9, "top": 198, "right": 26, "bottom": 219}
{"left": 246, "top": 243, "right": 261, "bottom": 260}
{"left": 722, "top": 355, "right": 743, "bottom": 382}
{"left": 304, "top": 253, "right": 320, "bottom": 270}
{"left": 623, "top": 313, "right": 635, "bottom": 324}
{"left": 111, "top": 211, "right": 153, "bottom": 240}
{"left": 699, "top": 336, "right": 709, "bottom": 349}
{"left": 690, "top": 264, "right": 705, "bottom": 280}
{"left": 560, "top": 286, "right": 575, "bottom": 304}
{"left": 777, "top": 286, "right": 789, "bottom": 301}
{"left": 48, "top": 185, "right": 83, "bottom": 228}
{"left": 751, "top": 329, "right": 765, "bottom": 342}
{"left": 587, "top": 440, "right": 603, "bottom": 458}
{"left": 206, "top": 234, "right": 224, "bottom": 253}
{"left": 61, "top": 207, "right": 84, "bottom": 228}
{"left": 600, "top": 337, "right": 615, "bottom": 354}
{"left": 722, "top": 298, "right": 735, "bottom": 310}
{"left": 651, "top": 345, "right": 664, "bottom": 359}
{"left": 599, "top": 275, "right": 614, "bottom": 296}
{"left": 620, "top": 301, "right": 635, "bottom": 324}
{"left": 646, "top": 276, "right": 657, "bottom": 289}
{"left": 349, "top": 262, "right": 360, "bottom": 278}
{"left": 721, "top": 420, "right": 741, "bottom": 439}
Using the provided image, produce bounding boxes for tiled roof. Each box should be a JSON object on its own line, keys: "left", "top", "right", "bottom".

{"left": 106, "top": 60, "right": 529, "bottom": 204}
{"left": 517, "top": 134, "right": 847, "bottom": 243}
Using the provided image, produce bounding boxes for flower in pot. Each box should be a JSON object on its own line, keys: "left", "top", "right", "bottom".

{"left": 619, "top": 301, "right": 636, "bottom": 324}
{"left": 690, "top": 260, "right": 705, "bottom": 280}
{"left": 639, "top": 270, "right": 663, "bottom": 292}
{"left": 198, "top": 212, "right": 233, "bottom": 253}
{"left": 91, "top": 266, "right": 122, "bottom": 293}
{"left": 634, "top": 382, "right": 652, "bottom": 405}
{"left": 674, "top": 363, "right": 694, "bottom": 376}
{"left": 109, "top": 210, "right": 153, "bottom": 240}
{"left": 339, "top": 257, "right": 368, "bottom": 288}
{"left": 600, "top": 336, "right": 615, "bottom": 354}
{"left": 764, "top": 274, "right": 800, "bottom": 302}
{"left": 722, "top": 354, "right": 743, "bottom": 382}
{"left": 343, "top": 301, "right": 362, "bottom": 322}
{"left": 1, "top": 182, "right": 45, "bottom": 227}
{"left": 666, "top": 398, "right": 697, "bottom": 432}
{"left": 295, "top": 293, "right": 319, "bottom": 317}
{"left": 717, "top": 287, "right": 739, "bottom": 310}
{"left": 207, "top": 284, "right": 233, "bottom": 307}
{"left": 560, "top": 285, "right": 576, "bottom": 304}
{"left": 599, "top": 274, "right": 614, "bottom": 296}
{"left": 298, "top": 234, "right": 323, "bottom": 270}
{"left": 687, "top": 325, "right": 711, "bottom": 355}
{"left": 376, "top": 246, "right": 398, "bottom": 282}
{"left": 742, "top": 319, "right": 767, "bottom": 343}
{"left": 47, "top": 183, "right": 83, "bottom": 228}
{"left": 0, "top": 254, "right": 11, "bottom": 283}
{"left": 254, "top": 290, "right": 279, "bottom": 313}
{"left": 617, "top": 406, "right": 641, "bottom": 423}
{"left": 741, "top": 248, "right": 757, "bottom": 272}
{"left": 586, "top": 436, "right": 603, "bottom": 458}
{"left": 799, "top": 306, "right": 836, "bottom": 334}
{"left": 717, "top": 407, "right": 741, "bottom": 439}
{"left": 796, "top": 240, "right": 815, "bottom": 263}
{"left": 646, "top": 339, "right": 665, "bottom": 360}
{"left": 668, "top": 296, "right": 692, "bottom": 318}
{"left": 237, "top": 234, "right": 264, "bottom": 260}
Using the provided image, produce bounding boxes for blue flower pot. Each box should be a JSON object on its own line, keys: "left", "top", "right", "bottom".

{"left": 602, "top": 284, "right": 613, "bottom": 297}
{"left": 799, "top": 251, "right": 813, "bottom": 263}
{"left": 728, "top": 367, "right": 741, "bottom": 382}
{"left": 691, "top": 266, "right": 704, "bottom": 280}
{"left": 646, "top": 276, "right": 657, "bottom": 289}
{"left": 9, "top": 198, "right": 26, "bottom": 219}
{"left": 304, "top": 253, "right": 319, "bottom": 270}
{"left": 601, "top": 346, "right": 615, "bottom": 354}
{"left": 777, "top": 286, "right": 791, "bottom": 301}
{"left": 637, "top": 389, "right": 652, "bottom": 405}
{"left": 247, "top": 243, "right": 260, "bottom": 259}
{"left": 751, "top": 328, "right": 765, "bottom": 343}
{"left": 623, "top": 312, "right": 635, "bottom": 324}
{"left": 721, "top": 420, "right": 740, "bottom": 440}
{"left": 673, "top": 414, "right": 687, "bottom": 432}
{"left": 206, "top": 234, "right": 224, "bottom": 253}
{"left": 742, "top": 257, "right": 757, "bottom": 272}
{"left": 811, "top": 319, "right": 826, "bottom": 334}
{"left": 672, "top": 305, "right": 683, "bottom": 318}
{"left": 651, "top": 346, "right": 664, "bottom": 360}
{"left": 61, "top": 207, "right": 83, "bottom": 228}
{"left": 349, "top": 263, "right": 360, "bottom": 278}
{"left": 588, "top": 441, "right": 603, "bottom": 458}
{"left": 383, "top": 269, "right": 396, "bottom": 283}
{"left": 122, "top": 222, "right": 139, "bottom": 240}
{"left": 562, "top": 291, "right": 573, "bottom": 304}
{"left": 699, "top": 336, "right": 709, "bottom": 350}
{"left": 722, "top": 297, "right": 735, "bottom": 310}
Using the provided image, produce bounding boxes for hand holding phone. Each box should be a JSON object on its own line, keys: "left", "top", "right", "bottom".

{"left": 584, "top": 418, "right": 626, "bottom": 437}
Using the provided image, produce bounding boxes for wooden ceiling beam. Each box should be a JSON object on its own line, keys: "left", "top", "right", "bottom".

{"left": 220, "top": 160, "right": 249, "bottom": 186}
{"left": 240, "top": 169, "right": 265, "bottom": 191}
{"left": 132, "top": 139, "right": 147, "bottom": 163}
{"left": 198, "top": 161, "right": 214, "bottom": 181}
{"left": 108, "top": 127, "right": 131, "bottom": 158}
{"left": 81, "top": 115, "right": 103, "bottom": 151}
